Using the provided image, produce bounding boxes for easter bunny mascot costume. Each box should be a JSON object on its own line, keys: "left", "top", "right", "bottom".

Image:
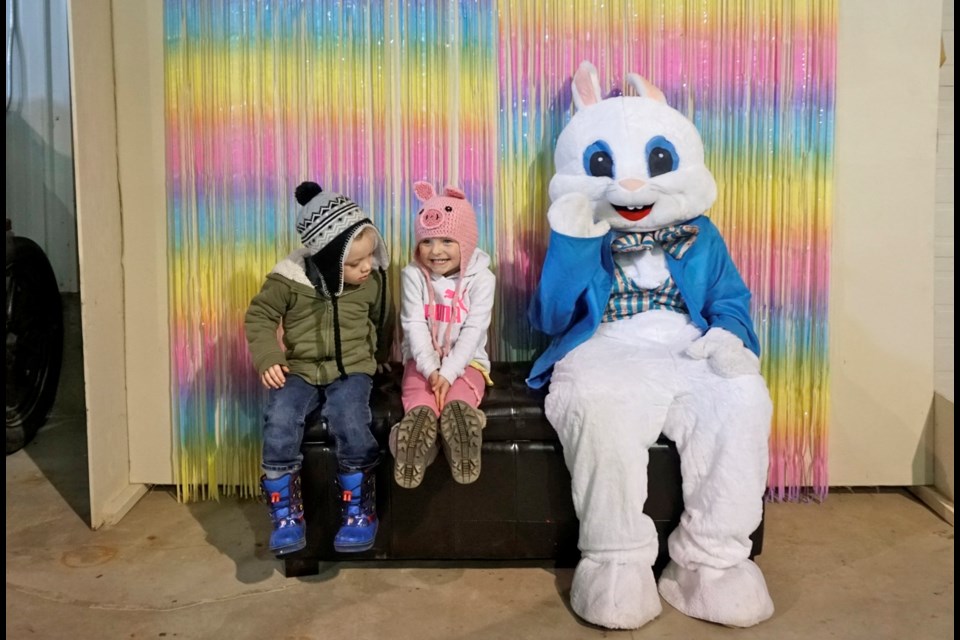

{"left": 528, "top": 61, "right": 774, "bottom": 630}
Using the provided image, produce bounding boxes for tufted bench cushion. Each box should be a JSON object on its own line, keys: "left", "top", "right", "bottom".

{"left": 284, "top": 362, "right": 763, "bottom": 577}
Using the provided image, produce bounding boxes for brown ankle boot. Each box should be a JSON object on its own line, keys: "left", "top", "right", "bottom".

{"left": 392, "top": 405, "right": 438, "bottom": 489}
{"left": 439, "top": 400, "right": 485, "bottom": 484}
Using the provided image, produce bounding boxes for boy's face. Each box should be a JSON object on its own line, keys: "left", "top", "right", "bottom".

{"left": 343, "top": 231, "right": 376, "bottom": 285}
{"left": 417, "top": 237, "right": 461, "bottom": 277}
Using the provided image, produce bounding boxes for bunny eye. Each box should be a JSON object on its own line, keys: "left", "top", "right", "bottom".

{"left": 583, "top": 140, "right": 615, "bottom": 178}
{"left": 645, "top": 136, "right": 678, "bottom": 177}
{"left": 444, "top": 206, "right": 453, "bottom": 212}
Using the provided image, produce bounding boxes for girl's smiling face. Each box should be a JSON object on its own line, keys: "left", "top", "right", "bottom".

{"left": 417, "top": 237, "right": 461, "bottom": 276}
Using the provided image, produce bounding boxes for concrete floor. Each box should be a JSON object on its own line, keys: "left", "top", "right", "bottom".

{"left": 6, "top": 298, "right": 955, "bottom": 639}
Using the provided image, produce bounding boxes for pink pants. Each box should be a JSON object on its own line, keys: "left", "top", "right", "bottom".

{"left": 401, "top": 361, "right": 486, "bottom": 416}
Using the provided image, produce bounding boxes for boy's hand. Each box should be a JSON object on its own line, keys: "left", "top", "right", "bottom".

{"left": 261, "top": 364, "right": 289, "bottom": 389}
{"left": 376, "top": 362, "right": 392, "bottom": 375}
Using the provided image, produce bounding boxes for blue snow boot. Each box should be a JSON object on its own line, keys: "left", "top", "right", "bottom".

{"left": 260, "top": 472, "right": 306, "bottom": 556}
{"left": 333, "top": 470, "right": 378, "bottom": 553}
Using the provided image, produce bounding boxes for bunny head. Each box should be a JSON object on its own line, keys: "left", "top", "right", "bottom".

{"left": 549, "top": 61, "right": 717, "bottom": 232}
{"left": 412, "top": 181, "right": 480, "bottom": 275}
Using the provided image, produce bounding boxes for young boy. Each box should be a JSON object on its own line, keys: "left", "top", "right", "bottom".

{"left": 244, "top": 181, "right": 390, "bottom": 555}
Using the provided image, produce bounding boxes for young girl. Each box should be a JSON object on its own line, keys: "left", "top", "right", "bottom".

{"left": 392, "top": 181, "right": 495, "bottom": 489}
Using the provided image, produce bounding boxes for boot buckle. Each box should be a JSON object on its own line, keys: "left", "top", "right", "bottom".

{"left": 342, "top": 490, "right": 353, "bottom": 502}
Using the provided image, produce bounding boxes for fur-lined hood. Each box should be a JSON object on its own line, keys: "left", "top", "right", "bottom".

{"left": 269, "top": 248, "right": 314, "bottom": 288}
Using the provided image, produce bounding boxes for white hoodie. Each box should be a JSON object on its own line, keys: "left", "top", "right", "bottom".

{"left": 400, "top": 249, "right": 495, "bottom": 384}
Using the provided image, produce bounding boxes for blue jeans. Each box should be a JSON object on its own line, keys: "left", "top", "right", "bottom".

{"left": 261, "top": 373, "right": 379, "bottom": 474}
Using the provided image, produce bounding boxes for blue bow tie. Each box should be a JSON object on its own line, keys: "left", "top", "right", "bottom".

{"left": 610, "top": 225, "right": 699, "bottom": 260}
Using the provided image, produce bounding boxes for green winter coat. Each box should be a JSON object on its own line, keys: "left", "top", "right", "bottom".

{"left": 244, "top": 249, "right": 389, "bottom": 386}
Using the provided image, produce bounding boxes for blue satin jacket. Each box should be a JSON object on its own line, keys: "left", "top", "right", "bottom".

{"left": 527, "top": 215, "right": 759, "bottom": 389}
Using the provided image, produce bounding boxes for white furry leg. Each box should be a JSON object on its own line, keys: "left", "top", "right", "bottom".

{"left": 658, "top": 559, "right": 774, "bottom": 627}
{"left": 571, "top": 556, "right": 662, "bottom": 630}
{"left": 545, "top": 321, "right": 690, "bottom": 631}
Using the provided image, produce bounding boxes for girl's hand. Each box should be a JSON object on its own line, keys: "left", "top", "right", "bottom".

{"left": 429, "top": 370, "right": 450, "bottom": 407}
{"left": 433, "top": 375, "right": 451, "bottom": 408}
{"left": 261, "top": 364, "right": 289, "bottom": 389}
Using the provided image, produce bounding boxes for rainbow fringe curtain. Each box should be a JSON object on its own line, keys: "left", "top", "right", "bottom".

{"left": 165, "top": 0, "right": 835, "bottom": 502}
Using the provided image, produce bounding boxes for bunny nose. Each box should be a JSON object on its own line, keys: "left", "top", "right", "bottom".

{"left": 420, "top": 208, "right": 444, "bottom": 229}
{"left": 619, "top": 178, "right": 646, "bottom": 191}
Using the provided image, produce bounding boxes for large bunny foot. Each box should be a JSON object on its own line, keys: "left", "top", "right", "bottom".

{"left": 570, "top": 556, "right": 662, "bottom": 629}
{"left": 658, "top": 559, "right": 774, "bottom": 627}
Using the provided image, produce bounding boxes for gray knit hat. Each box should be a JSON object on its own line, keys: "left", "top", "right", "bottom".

{"left": 294, "top": 181, "right": 389, "bottom": 297}
{"left": 296, "top": 182, "right": 368, "bottom": 254}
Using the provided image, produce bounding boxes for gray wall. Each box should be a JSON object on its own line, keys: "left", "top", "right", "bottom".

{"left": 935, "top": 0, "right": 954, "bottom": 402}
{"left": 5, "top": 0, "right": 78, "bottom": 292}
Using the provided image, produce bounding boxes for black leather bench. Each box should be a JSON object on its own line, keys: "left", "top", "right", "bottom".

{"left": 284, "top": 362, "right": 763, "bottom": 577}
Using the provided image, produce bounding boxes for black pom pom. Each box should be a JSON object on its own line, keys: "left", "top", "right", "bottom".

{"left": 295, "top": 181, "right": 323, "bottom": 205}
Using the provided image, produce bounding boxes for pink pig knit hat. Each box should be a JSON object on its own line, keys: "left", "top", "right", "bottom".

{"left": 412, "top": 181, "right": 480, "bottom": 358}
{"left": 413, "top": 181, "right": 479, "bottom": 278}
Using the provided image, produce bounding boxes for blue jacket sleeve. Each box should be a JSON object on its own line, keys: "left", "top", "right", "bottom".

{"left": 528, "top": 230, "right": 610, "bottom": 337}
{"left": 704, "top": 275, "right": 760, "bottom": 356}
{"left": 689, "top": 224, "right": 761, "bottom": 356}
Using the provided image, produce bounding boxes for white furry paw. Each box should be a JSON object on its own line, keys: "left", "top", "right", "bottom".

{"left": 685, "top": 327, "right": 760, "bottom": 378}
{"left": 570, "top": 557, "right": 662, "bottom": 630}
{"left": 547, "top": 192, "right": 610, "bottom": 238}
{"left": 658, "top": 559, "right": 774, "bottom": 628}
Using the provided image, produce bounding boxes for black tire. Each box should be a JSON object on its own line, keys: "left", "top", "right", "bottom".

{"left": 6, "top": 235, "right": 64, "bottom": 454}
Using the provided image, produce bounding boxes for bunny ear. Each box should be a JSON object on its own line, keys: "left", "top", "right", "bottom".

{"left": 626, "top": 73, "right": 666, "bottom": 103}
{"left": 572, "top": 61, "right": 603, "bottom": 111}
{"left": 443, "top": 186, "right": 466, "bottom": 199}
{"left": 413, "top": 181, "right": 436, "bottom": 203}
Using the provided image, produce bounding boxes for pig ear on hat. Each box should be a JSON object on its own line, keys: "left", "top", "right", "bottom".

{"left": 443, "top": 186, "right": 466, "bottom": 199}
{"left": 413, "top": 181, "right": 436, "bottom": 203}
